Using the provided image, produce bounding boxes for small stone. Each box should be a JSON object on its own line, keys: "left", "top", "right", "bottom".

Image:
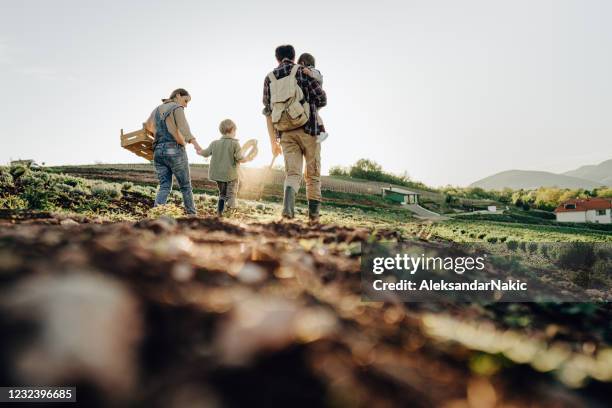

{"left": 153, "top": 235, "right": 194, "bottom": 258}
{"left": 237, "top": 262, "right": 267, "bottom": 284}
{"left": 60, "top": 219, "right": 79, "bottom": 226}
{"left": 5, "top": 271, "right": 142, "bottom": 395}
{"left": 172, "top": 262, "right": 195, "bottom": 282}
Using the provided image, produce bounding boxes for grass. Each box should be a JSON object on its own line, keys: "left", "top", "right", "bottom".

{"left": 0, "top": 166, "right": 416, "bottom": 228}
{"left": 3, "top": 166, "right": 610, "bottom": 243}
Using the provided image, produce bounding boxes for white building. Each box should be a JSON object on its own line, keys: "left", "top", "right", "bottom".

{"left": 554, "top": 198, "right": 612, "bottom": 224}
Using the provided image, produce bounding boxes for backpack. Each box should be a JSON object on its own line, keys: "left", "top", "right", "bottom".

{"left": 268, "top": 64, "right": 310, "bottom": 131}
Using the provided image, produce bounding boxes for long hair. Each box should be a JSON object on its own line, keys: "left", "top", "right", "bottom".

{"left": 162, "top": 88, "right": 190, "bottom": 103}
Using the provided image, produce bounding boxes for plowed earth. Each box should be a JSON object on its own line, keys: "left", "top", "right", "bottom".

{"left": 0, "top": 214, "right": 609, "bottom": 407}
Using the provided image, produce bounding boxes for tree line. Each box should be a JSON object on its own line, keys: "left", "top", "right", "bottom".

{"left": 330, "top": 159, "right": 612, "bottom": 211}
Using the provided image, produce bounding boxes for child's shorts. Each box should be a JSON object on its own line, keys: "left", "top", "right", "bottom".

{"left": 216, "top": 180, "right": 239, "bottom": 208}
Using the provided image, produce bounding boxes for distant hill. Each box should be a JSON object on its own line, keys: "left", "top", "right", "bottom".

{"left": 470, "top": 170, "right": 603, "bottom": 190}
{"left": 563, "top": 159, "right": 612, "bottom": 186}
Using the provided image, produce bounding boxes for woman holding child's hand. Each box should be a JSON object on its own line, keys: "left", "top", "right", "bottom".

{"left": 144, "top": 88, "right": 201, "bottom": 216}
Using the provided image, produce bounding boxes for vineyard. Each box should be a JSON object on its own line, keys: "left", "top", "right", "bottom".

{"left": 429, "top": 219, "right": 612, "bottom": 243}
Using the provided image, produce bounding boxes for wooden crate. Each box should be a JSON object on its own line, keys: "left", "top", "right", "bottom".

{"left": 121, "top": 124, "right": 155, "bottom": 160}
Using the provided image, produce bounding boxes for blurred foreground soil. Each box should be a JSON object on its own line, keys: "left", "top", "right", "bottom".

{"left": 0, "top": 214, "right": 610, "bottom": 407}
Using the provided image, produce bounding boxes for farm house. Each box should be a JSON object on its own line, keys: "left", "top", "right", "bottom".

{"left": 554, "top": 197, "right": 612, "bottom": 224}
{"left": 381, "top": 187, "right": 419, "bottom": 205}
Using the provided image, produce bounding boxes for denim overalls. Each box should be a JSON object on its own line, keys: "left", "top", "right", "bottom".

{"left": 152, "top": 104, "right": 196, "bottom": 215}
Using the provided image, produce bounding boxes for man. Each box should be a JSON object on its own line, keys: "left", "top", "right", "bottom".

{"left": 262, "top": 44, "right": 327, "bottom": 222}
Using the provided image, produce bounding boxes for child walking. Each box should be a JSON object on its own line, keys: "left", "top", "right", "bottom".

{"left": 198, "top": 119, "right": 245, "bottom": 216}
{"left": 297, "top": 52, "right": 328, "bottom": 143}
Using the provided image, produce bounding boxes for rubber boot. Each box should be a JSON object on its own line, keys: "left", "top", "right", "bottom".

{"left": 217, "top": 198, "right": 225, "bottom": 217}
{"left": 308, "top": 200, "right": 321, "bottom": 223}
{"left": 282, "top": 186, "right": 296, "bottom": 219}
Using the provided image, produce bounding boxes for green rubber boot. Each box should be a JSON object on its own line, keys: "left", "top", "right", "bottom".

{"left": 282, "top": 186, "right": 296, "bottom": 219}
{"left": 308, "top": 200, "right": 321, "bottom": 223}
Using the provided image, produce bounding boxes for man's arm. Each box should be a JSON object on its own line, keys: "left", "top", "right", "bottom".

{"left": 267, "top": 115, "right": 281, "bottom": 157}
{"left": 263, "top": 75, "right": 282, "bottom": 156}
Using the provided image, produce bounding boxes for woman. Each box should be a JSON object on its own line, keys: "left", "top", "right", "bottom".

{"left": 145, "top": 88, "right": 203, "bottom": 215}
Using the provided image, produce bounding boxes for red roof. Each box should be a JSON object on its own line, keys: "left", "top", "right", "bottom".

{"left": 554, "top": 198, "right": 612, "bottom": 213}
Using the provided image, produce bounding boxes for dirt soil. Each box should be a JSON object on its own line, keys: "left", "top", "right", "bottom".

{"left": 0, "top": 214, "right": 609, "bottom": 407}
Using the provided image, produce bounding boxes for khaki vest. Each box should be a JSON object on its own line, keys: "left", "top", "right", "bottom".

{"left": 268, "top": 65, "right": 310, "bottom": 131}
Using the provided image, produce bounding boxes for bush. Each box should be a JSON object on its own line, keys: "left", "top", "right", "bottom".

{"left": 478, "top": 233, "right": 487, "bottom": 240}
{"left": 73, "top": 186, "right": 88, "bottom": 196}
{"left": 9, "top": 165, "right": 28, "bottom": 179}
{"left": 486, "top": 237, "right": 498, "bottom": 244}
{"left": 540, "top": 244, "right": 549, "bottom": 258}
{"left": 23, "top": 186, "right": 54, "bottom": 210}
{"left": 595, "top": 187, "right": 612, "bottom": 198}
{"left": 595, "top": 246, "right": 612, "bottom": 261}
{"left": 91, "top": 183, "right": 123, "bottom": 201}
{"left": 591, "top": 260, "right": 611, "bottom": 287}
{"left": 54, "top": 183, "right": 74, "bottom": 194}
{"left": 329, "top": 166, "right": 349, "bottom": 177}
{"left": 341, "top": 159, "right": 433, "bottom": 191}
{"left": 0, "top": 195, "right": 28, "bottom": 210}
{"left": 555, "top": 243, "right": 596, "bottom": 271}
{"left": 348, "top": 159, "right": 383, "bottom": 179}
{"left": 19, "top": 173, "right": 56, "bottom": 210}
{"left": 573, "top": 259, "right": 610, "bottom": 289}
{"left": 132, "top": 185, "right": 157, "bottom": 198}
{"left": 0, "top": 169, "right": 14, "bottom": 189}
{"left": 121, "top": 182, "right": 133, "bottom": 191}
{"left": 148, "top": 203, "right": 184, "bottom": 218}
{"left": 519, "top": 242, "right": 527, "bottom": 251}
{"left": 528, "top": 242, "right": 538, "bottom": 254}
{"left": 573, "top": 270, "right": 590, "bottom": 288}
{"left": 506, "top": 240, "right": 519, "bottom": 251}
{"left": 58, "top": 175, "right": 83, "bottom": 187}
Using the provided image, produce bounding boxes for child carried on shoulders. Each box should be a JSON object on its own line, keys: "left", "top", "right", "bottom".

{"left": 298, "top": 52, "right": 329, "bottom": 143}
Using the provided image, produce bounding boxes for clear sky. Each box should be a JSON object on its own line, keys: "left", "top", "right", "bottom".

{"left": 1, "top": 0, "right": 611, "bottom": 187}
